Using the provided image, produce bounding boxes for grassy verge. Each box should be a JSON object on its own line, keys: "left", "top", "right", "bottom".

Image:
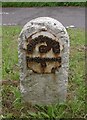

{"left": 2, "top": 2, "right": 86, "bottom": 7}
{"left": 2, "top": 26, "right": 86, "bottom": 119}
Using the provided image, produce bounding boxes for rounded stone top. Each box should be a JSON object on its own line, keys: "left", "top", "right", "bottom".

{"left": 24, "top": 17, "right": 64, "bottom": 28}
{"left": 19, "top": 17, "right": 69, "bottom": 40}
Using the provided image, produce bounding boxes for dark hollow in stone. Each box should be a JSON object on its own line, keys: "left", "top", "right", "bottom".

{"left": 39, "top": 45, "right": 51, "bottom": 53}
{"left": 26, "top": 56, "right": 61, "bottom": 63}
{"left": 33, "top": 39, "right": 39, "bottom": 45}
{"left": 51, "top": 67, "right": 56, "bottom": 73}
{"left": 52, "top": 42, "right": 60, "bottom": 54}
{"left": 41, "top": 62, "right": 47, "bottom": 68}
{"left": 54, "top": 23, "right": 56, "bottom": 25}
{"left": 39, "top": 45, "right": 47, "bottom": 53}
{"left": 27, "top": 35, "right": 60, "bottom": 54}
{"left": 59, "top": 65, "right": 61, "bottom": 68}
{"left": 52, "top": 48, "right": 60, "bottom": 54}
{"left": 27, "top": 44, "right": 33, "bottom": 53}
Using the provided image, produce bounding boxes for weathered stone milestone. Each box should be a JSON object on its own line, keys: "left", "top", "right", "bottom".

{"left": 18, "top": 17, "right": 69, "bottom": 105}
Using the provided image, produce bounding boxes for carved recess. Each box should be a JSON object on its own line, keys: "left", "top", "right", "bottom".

{"left": 25, "top": 35, "right": 62, "bottom": 74}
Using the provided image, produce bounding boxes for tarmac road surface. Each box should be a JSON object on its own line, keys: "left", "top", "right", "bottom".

{"left": 2, "top": 7, "right": 85, "bottom": 28}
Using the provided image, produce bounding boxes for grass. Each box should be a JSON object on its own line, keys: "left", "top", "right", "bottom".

{"left": 2, "top": 26, "right": 21, "bottom": 81}
{"left": 1, "top": 26, "right": 86, "bottom": 119}
{"left": 2, "top": 2, "right": 86, "bottom": 7}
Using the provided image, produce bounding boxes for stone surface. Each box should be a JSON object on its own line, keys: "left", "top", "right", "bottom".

{"left": 18, "top": 17, "right": 69, "bottom": 105}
